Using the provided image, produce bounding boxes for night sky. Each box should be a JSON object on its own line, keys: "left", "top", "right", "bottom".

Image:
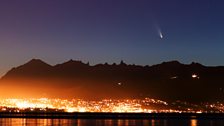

{"left": 0, "top": 0, "right": 224, "bottom": 76}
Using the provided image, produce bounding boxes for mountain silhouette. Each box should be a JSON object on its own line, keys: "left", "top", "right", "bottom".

{"left": 3, "top": 59, "right": 53, "bottom": 79}
{"left": 1, "top": 59, "right": 224, "bottom": 102}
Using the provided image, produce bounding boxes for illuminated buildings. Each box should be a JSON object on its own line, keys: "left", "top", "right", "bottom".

{"left": 0, "top": 98, "right": 222, "bottom": 113}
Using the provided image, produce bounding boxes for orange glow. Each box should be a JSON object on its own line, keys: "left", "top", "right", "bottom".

{"left": 0, "top": 98, "right": 169, "bottom": 113}
{"left": 0, "top": 98, "right": 221, "bottom": 113}
{"left": 191, "top": 119, "right": 197, "bottom": 126}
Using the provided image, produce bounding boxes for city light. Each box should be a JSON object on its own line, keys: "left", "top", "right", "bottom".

{"left": 0, "top": 98, "right": 167, "bottom": 113}
{"left": 0, "top": 98, "right": 222, "bottom": 113}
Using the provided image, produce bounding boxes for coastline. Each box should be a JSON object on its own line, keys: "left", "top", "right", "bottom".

{"left": 0, "top": 112, "right": 224, "bottom": 119}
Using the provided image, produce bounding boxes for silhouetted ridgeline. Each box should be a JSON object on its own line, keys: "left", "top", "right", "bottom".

{"left": 1, "top": 59, "right": 224, "bottom": 102}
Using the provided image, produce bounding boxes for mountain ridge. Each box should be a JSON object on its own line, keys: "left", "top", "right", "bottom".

{"left": 1, "top": 59, "right": 224, "bottom": 102}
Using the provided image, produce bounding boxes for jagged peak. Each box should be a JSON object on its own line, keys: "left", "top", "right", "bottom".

{"left": 64, "top": 59, "right": 85, "bottom": 65}
{"left": 190, "top": 62, "right": 204, "bottom": 67}
{"left": 119, "top": 60, "right": 127, "bottom": 66}
{"left": 151, "top": 60, "right": 182, "bottom": 67}
{"left": 55, "top": 59, "right": 89, "bottom": 68}
{"left": 24, "top": 59, "right": 51, "bottom": 67}
{"left": 161, "top": 60, "right": 181, "bottom": 65}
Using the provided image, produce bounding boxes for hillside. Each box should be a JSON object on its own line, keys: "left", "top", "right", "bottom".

{"left": 1, "top": 59, "right": 224, "bottom": 102}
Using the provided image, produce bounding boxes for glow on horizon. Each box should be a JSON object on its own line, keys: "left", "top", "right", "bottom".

{"left": 0, "top": 98, "right": 169, "bottom": 113}
{"left": 0, "top": 98, "right": 219, "bottom": 113}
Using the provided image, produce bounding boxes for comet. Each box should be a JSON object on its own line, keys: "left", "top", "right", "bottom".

{"left": 154, "top": 23, "right": 164, "bottom": 39}
{"left": 159, "top": 31, "right": 163, "bottom": 39}
{"left": 157, "top": 27, "right": 163, "bottom": 39}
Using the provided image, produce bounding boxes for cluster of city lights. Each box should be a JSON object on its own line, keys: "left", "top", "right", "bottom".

{"left": 0, "top": 98, "right": 222, "bottom": 113}
{"left": 0, "top": 98, "right": 168, "bottom": 113}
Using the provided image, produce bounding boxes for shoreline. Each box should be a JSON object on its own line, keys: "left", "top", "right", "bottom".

{"left": 0, "top": 112, "right": 224, "bottom": 119}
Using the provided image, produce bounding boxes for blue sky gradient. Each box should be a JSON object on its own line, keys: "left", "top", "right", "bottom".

{"left": 0, "top": 0, "right": 224, "bottom": 76}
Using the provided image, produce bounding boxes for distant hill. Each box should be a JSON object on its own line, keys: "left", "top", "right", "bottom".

{"left": 1, "top": 59, "right": 224, "bottom": 103}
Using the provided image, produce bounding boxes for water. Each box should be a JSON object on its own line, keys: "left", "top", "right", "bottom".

{"left": 0, "top": 118, "right": 223, "bottom": 126}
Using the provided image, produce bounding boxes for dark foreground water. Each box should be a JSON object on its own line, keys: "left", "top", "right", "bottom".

{"left": 0, "top": 118, "right": 223, "bottom": 126}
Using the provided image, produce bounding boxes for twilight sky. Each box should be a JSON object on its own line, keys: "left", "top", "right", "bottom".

{"left": 0, "top": 0, "right": 224, "bottom": 76}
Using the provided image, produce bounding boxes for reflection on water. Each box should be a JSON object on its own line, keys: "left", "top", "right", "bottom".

{"left": 0, "top": 118, "right": 224, "bottom": 126}
{"left": 191, "top": 119, "right": 197, "bottom": 126}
